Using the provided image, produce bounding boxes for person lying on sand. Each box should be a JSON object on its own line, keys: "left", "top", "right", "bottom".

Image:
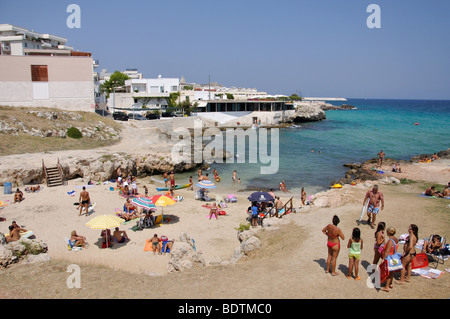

{"left": 150, "top": 234, "right": 161, "bottom": 255}
{"left": 7, "top": 225, "right": 22, "bottom": 242}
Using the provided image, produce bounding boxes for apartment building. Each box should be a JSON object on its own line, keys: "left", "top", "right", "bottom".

{"left": 0, "top": 24, "right": 95, "bottom": 111}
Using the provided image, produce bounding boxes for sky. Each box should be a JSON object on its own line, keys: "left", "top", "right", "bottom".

{"left": 1, "top": 0, "right": 449, "bottom": 99}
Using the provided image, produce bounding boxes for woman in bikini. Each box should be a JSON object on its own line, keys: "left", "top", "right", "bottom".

{"left": 322, "top": 215, "right": 345, "bottom": 276}
{"left": 398, "top": 224, "right": 418, "bottom": 284}
{"left": 373, "top": 222, "right": 386, "bottom": 265}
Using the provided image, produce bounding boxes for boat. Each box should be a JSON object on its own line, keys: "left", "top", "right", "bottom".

{"left": 156, "top": 184, "right": 190, "bottom": 192}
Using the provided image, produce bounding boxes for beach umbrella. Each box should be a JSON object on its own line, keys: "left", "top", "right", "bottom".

{"left": 196, "top": 180, "right": 216, "bottom": 189}
{"left": 247, "top": 191, "right": 274, "bottom": 203}
{"left": 148, "top": 194, "right": 176, "bottom": 217}
{"left": 149, "top": 194, "right": 176, "bottom": 207}
{"left": 86, "top": 214, "right": 125, "bottom": 247}
{"left": 131, "top": 197, "right": 156, "bottom": 211}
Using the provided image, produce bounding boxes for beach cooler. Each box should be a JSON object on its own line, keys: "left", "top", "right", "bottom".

{"left": 4, "top": 182, "right": 12, "bottom": 194}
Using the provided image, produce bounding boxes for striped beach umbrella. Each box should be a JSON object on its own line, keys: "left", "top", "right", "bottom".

{"left": 86, "top": 214, "right": 125, "bottom": 230}
{"left": 131, "top": 197, "right": 156, "bottom": 211}
{"left": 196, "top": 180, "right": 216, "bottom": 189}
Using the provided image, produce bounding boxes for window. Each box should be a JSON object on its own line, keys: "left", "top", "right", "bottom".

{"left": 31, "top": 65, "right": 48, "bottom": 82}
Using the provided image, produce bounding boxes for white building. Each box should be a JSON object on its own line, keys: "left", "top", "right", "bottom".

{"left": 0, "top": 24, "right": 95, "bottom": 111}
{"left": 0, "top": 24, "right": 74, "bottom": 56}
{"left": 108, "top": 75, "right": 180, "bottom": 111}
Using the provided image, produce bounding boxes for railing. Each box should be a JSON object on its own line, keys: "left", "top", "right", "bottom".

{"left": 42, "top": 159, "right": 48, "bottom": 186}
{"left": 263, "top": 197, "right": 294, "bottom": 219}
{"left": 57, "top": 157, "right": 65, "bottom": 185}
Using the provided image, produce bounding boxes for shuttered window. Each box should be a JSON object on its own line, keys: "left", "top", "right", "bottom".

{"left": 31, "top": 65, "right": 48, "bottom": 82}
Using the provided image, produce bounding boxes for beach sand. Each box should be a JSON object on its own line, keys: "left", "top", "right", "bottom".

{"left": 0, "top": 124, "right": 449, "bottom": 299}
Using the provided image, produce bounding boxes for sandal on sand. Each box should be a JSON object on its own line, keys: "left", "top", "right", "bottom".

{"left": 355, "top": 276, "right": 361, "bottom": 281}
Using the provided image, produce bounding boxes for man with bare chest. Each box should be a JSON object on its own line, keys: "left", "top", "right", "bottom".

{"left": 363, "top": 185, "right": 384, "bottom": 229}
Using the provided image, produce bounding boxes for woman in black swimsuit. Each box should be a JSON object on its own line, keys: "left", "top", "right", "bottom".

{"left": 398, "top": 224, "right": 418, "bottom": 284}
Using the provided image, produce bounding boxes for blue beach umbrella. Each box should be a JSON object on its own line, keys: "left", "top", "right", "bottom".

{"left": 247, "top": 191, "right": 274, "bottom": 203}
{"left": 196, "top": 180, "right": 216, "bottom": 189}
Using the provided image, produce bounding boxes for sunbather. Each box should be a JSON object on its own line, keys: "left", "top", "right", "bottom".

{"left": 422, "top": 234, "right": 443, "bottom": 254}
{"left": 113, "top": 227, "right": 129, "bottom": 243}
{"left": 70, "top": 230, "right": 88, "bottom": 248}
{"left": 14, "top": 188, "right": 23, "bottom": 203}
{"left": 150, "top": 234, "right": 161, "bottom": 255}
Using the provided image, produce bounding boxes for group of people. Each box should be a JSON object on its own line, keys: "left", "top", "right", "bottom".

{"left": 425, "top": 184, "right": 449, "bottom": 198}
{"left": 323, "top": 214, "right": 423, "bottom": 292}
{"left": 148, "top": 234, "right": 174, "bottom": 255}
{"left": 247, "top": 192, "right": 285, "bottom": 227}
{"left": 70, "top": 226, "right": 130, "bottom": 249}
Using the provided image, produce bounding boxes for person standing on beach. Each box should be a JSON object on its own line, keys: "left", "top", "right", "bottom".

{"left": 398, "top": 224, "right": 418, "bottom": 285}
{"left": 347, "top": 227, "right": 363, "bottom": 281}
{"left": 301, "top": 187, "right": 307, "bottom": 206}
{"left": 381, "top": 226, "right": 399, "bottom": 292}
{"left": 169, "top": 171, "right": 175, "bottom": 189}
{"left": 363, "top": 185, "right": 384, "bottom": 229}
{"left": 79, "top": 186, "right": 90, "bottom": 216}
{"left": 322, "top": 215, "right": 345, "bottom": 276}
{"left": 232, "top": 170, "right": 237, "bottom": 184}
{"left": 188, "top": 176, "right": 193, "bottom": 191}
{"left": 377, "top": 150, "right": 386, "bottom": 168}
{"left": 373, "top": 222, "right": 386, "bottom": 265}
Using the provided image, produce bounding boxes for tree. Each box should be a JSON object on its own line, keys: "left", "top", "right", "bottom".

{"left": 226, "top": 93, "right": 234, "bottom": 100}
{"left": 289, "top": 93, "right": 302, "bottom": 101}
{"left": 100, "top": 71, "right": 130, "bottom": 97}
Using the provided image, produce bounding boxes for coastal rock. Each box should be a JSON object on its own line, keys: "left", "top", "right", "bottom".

{"left": 0, "top": 239, "right": 49, "bottom": 268}
{"left": 321, "top": 104, "right": 357, "bottom": 111}
{"left": 0, "top": 245, "right": 15, "bottom": 267}
{"left": 240, "top": 236, "right": 261, "bottom": 255}
{"left": 166, "top": 241, "right": 206, "bottom": 273}
{"left": 292, "top": 104, "right": 326, "bottom": 123}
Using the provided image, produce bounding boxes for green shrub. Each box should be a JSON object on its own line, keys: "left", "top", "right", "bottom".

{"left": 67, "top": 127, "right": 82, "bottom": 139}
{"left": 235, "top": 222, "right": 251, "bottom": 232}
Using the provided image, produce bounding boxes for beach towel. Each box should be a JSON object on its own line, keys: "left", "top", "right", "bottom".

{"left": 412, "top": 267, "right": 443, "bottom": 279}
{"left": 144, "top": 239, "right": 162, "bottom": 252}
{"left": 67, "top": 190, "right": 76, "bottom": 196}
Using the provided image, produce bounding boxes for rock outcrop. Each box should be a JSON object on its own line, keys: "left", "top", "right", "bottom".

{"left": 0, "top": 238, "right": 49, "bottom": 268}
{"left": 292, "top": 104, "right": 326, "bottom": 123}
{"left": 167, "top": 232, "right": 206, "bottom": 273}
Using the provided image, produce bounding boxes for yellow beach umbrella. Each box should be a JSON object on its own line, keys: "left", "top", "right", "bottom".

{"left": 86, "top": 214, "right": 125, "bottom": 230}
{"left": 86, "top": 214, "right": 125, "bottom": 248}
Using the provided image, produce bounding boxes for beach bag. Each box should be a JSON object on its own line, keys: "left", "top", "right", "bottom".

{"left": 385, "top": 239, "right": 403, "bottom": 272}
{"left": 411, "top": 253, "right": 428, "bottom": 269}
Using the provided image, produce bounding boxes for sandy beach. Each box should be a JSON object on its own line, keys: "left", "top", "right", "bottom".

{"left": 0, "top": 123, "right": 449, "bottom": 299}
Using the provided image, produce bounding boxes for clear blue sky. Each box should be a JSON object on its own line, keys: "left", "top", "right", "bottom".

{"left": 1, "top": 0, "right": 449, "bottom": 99}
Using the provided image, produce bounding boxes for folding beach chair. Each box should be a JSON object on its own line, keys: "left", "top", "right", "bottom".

{"left": 423, "top": 235, "right": 448, "bottom": 269}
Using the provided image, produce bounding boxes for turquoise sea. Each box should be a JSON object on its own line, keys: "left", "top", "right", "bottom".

{"left": 164, "top": 99, "right": 450, "bottom": 195}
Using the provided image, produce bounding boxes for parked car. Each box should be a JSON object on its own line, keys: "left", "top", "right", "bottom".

{"left": 161, "top": 112, "right": 175, "bottom": 118}
{"left": 145, "top": 113, "right": 160, "bottom": 120}
{"left": 113, "top": 111, "right": 128, "bottom": 121}
{"left": 128, "top": 113, "right": 147, "bottom": 120}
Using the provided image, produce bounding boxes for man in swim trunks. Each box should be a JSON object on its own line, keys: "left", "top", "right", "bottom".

{"left": 377, "top": 150, "right": 385, "bottom": 168}
{"left": 79, "top": 186, "right": 90, "bottom": 216}
{"left": 150, "top": 234, "right": 161, "bottom": 255}
{"left": 363, "top": 185, "right": 384, "bottom": 229}
{"left": 113, "top": 227, "right": 129, "bottom": 243}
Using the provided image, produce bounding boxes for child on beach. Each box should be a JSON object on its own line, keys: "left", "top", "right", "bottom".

{"left": 347, "top": 227, "right": 363, "bottom": 280}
